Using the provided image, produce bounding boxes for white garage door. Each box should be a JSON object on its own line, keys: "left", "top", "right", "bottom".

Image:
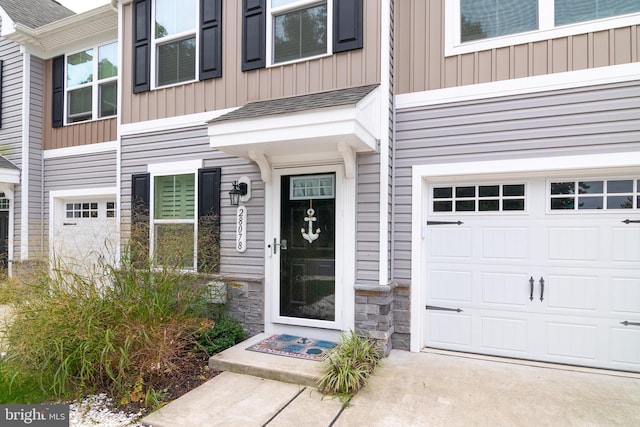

{"left": 53, "top": 198, "right": 118, "bottom": 278}
{"left": 423, "top": 175, "right": 640, "bottom": 372}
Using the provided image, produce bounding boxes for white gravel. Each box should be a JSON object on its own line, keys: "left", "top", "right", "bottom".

{"left": 69, "top": 394, "right": 146, "bottom": 427}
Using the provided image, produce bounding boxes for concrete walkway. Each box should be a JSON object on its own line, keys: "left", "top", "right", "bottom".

{"left": 142, "top": 336, "right": 640, "bottom": 427}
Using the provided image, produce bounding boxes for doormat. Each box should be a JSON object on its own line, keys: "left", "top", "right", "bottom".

{"left": 246, "top": 334, "right": 337, "bottom": 361}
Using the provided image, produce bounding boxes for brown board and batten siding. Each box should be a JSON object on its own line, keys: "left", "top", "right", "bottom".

{"left": 394, "top": 0, "right": 640, "bottom": 94}
{"left": 392, "top": 80, "right": 640, "bottom": 284}
{"left": 119, "top": 126, "right": 264, "bottom": 277}
{"left": 120, "top": 0, "right": 381, "bottom": 124}
{"left": 42, "top": 59, "right": 117, "bottom": 150}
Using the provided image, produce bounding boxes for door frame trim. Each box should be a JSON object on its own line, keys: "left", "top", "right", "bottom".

{"left": 265, "top": 163, "right": 355, "bottom": 341}
{"left": 410, "top": 150, "right": 640, "bottom": 352}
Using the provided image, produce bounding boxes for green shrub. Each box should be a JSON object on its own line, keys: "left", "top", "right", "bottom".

{"left": 317, "top": 331, "right": 382, "bottom": 401}
{"left": 2, "top": 256, "right": 213, "bottom": 403}
{"left": 195, "top": 317, "right": 247, "bottom": 355}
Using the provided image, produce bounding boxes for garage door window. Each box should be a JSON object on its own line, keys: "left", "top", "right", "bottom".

{"left": 432, "top": 184, "right": 525, "bottom": 213}
{"left": 550, "top": 179, "right": 639, "bottom": 210}
{"left": 66, "top": 202, "right": 98, "bottom": 218}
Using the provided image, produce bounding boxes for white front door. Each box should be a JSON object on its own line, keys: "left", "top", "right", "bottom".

{"left": 423, "top": 175, "right": 640, "bottom": 372}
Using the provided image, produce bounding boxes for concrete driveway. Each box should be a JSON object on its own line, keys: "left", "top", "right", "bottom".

{"left": 143, "top": 347, "right": 640, "bottom": 426}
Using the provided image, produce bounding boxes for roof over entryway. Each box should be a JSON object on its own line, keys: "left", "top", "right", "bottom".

{"left": 0, "top": 156, "right": 20, "bottom": 184}
{"left": 207, "top": 85, "right": 381, "bottom": 183}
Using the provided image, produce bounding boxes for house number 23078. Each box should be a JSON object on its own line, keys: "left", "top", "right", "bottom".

{"left": 236, "top": 205, "right": 247, "bottom": 253}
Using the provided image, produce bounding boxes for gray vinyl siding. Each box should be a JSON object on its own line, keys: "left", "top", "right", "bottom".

{"left": 393, "top": 80, "right": 640, "bottom": 284}
{"left": 27, "top": 56, "right": 44, "bottom": 258}
{"left": 43, "top": 151, "right": 118, "bottom": 255}
{"left": 120, "top": 125, "right": 264, "bottom": 277}
{"left": 0, "top": 22, "right": 23, "bottom": 262}
{"left": 356, "top": 152, "right": 381, "bottom": 285}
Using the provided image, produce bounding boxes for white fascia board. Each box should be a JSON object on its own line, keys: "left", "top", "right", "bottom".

{"left": 397, "top": 63, "right": 640, "bottom": 109}
{"left": 0, "top": 7, "right": 15, "bottom": 37}
{"left": 147, "top": 159, "right": 203, "bottom": 175}
{"left": 209, "top": 106, "right": 378, "bottom": 153}
{"left": 0, "top": 169, "right": 20, "bottom": 184}
{"left": 121, "top": 110, "right": 236, "bottom": 136}
{"left": 43, "top": 141, "right": 117, "bottom": 159}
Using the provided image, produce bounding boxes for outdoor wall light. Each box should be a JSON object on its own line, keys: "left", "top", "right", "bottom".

{"left": 228, "top": 176, "right": 251, "bottom": 206}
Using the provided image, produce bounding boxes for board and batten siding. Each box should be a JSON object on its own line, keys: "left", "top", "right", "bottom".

{"left": 43, "top": 151, "right": 118, "bottom": 256}
{"left": 120, "top": 125, "right": 264, "bottom": 277}
{"left": 394, "top": 0, "right": 640, "bottom": 94}
{"left": 392, "top": 80, "right": 640, "bottom": 284}
{"left": 120, "top": 0, "right": 381, "bottom": 125}
{"left": 42, "top": 59, "right": 117, "bottom": 150}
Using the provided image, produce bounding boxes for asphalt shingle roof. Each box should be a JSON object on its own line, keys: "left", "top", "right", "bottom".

{"left": 209, "top": 84, "right": 379, "bottom": 123}
{"left": 0, "top": 0, "right": 74, "bottom": 29}
{"left": 0, "top": 156, "right": 19, "bottom": 171}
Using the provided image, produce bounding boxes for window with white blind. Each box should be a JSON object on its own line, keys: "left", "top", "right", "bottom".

{"left": 153, "top": 173, "right": 196, "bottom": 268}
{"left": 447, "top": 0, "right": 640, "bottom": 55}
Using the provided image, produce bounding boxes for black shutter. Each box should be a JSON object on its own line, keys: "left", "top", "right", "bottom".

{"left": 200, "top": 0, "right": 223, "bottom": 80}
{"left": 333, "top": 0, "right": 363, "bottom": 53}
{"left": 198, "top": 167, "right": 221, "bottom": 218}
{"left": 52, "top": 55, "right": 64, "bottom": 128}
{"left": 241, "top": 0, "right": 266, "bottom": 71}
{"left": 198, "top": 167, "right": 221, "bottom": 273}
{"left": 131, "top": 173, "right": 150, "bottom": 264}
{"left": 132, "top": 0, "right": 151, "bottom": 93}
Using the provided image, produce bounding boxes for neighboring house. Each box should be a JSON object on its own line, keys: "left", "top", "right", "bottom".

{"left": 1, "top": 0, "right": 118, "bottom": 277}
{"left": 3, "top": 0, "right": 639, "bottom": 373}
{"left": 0, "top": 0, "right": 76, "bottom": 277}
{"left": 394, "top": 0, "right": 640, "bottom": 372}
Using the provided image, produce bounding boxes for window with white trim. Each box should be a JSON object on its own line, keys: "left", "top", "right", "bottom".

{"left": 153, "top": 173, "right": 196, "bottom": 268}
{"left": 549, "top": 179, "right": 639, "bottom": 211}
{"left": 66, "top": 42, "right": 118, "bottom": 123}
{"left": 153, "top": 0, "right": 197, "bottom": 87}
{"left": 431, "top": 184, "right": 526, "bottom": 213}
{"left": 269, "top": 0, "right": 329, "bottom": 65}
{"left": 448, "top": 0, "right": 640, "bottom": 55}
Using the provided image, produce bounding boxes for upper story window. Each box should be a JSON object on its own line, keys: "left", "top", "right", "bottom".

{"left": 153, "top": 0, "right": 197, "bottom": 87}
{"left": 269, "top": 0, "right": 329, "bottom": 65}
{"left": 66, "top": 42, "right": 118, "bottom": 124}
{"left": 447, "top": 0, "right": 640, "bottom": 56}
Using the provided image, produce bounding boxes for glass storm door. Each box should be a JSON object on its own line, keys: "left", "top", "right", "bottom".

{"left": 279, "top": 174, "right": 336, "bottom": 321}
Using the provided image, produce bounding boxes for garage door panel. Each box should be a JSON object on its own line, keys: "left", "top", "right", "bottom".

{"left": 612, "top": 228, "right": 640, "bottom": 262}
{"left": 429, "top": 228, "right": 472, "bottom": 257}
{"left": 611, "top": 278, "right": 640, "bottom": 313}
{"left": 429, "top": 270, "right": 471, "bottom": 302}
{"left": 547, "top": 322, "right": 598, "bottom": 360}
{"left": 548, "top": 227, "right": 599, "bottom": 261}
{"left": 482, "top": 228, "right": 528, "bottom": 259}
{"left": 547, "top": 275, "right": 598, "bottom": 311}
{"left": 611, "top": 327, "right": 640, "bottom": 365}
{"left": 481, "top": 316, "right": 528, "bottom": 352}
{"left": 481, "top": 272, "right": 529, "bottom": 306}
{"left": 428, "top": 313, "right": 471, "bottom": 347}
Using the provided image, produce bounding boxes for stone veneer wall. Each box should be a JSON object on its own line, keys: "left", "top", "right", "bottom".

{"left": 225, "top": 278, "right": 264, "bottom": 337}
{"left": 391, "top": 285, "right": 411, "bottom": 350}
{"left": 355, "top": 283, "right": 397, "bottom": 355}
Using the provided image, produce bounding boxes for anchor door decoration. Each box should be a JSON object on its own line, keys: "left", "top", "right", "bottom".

{"left": 279, "top": 173, "right": 336, "bottom": 322}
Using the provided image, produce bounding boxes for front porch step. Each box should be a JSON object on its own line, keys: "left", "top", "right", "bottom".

{"left": 208, "top": 333, "right": 325, "bottom": 387}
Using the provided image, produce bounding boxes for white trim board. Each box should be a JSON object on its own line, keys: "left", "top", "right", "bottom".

{"left": 121, "top": 109, "right": 237, "bottom": 136}
{"left": 44, "top": 141, "right": 117, "bottom": 159}
{"left": 396, "top": 63, "right": 640, "bottom": 109}
{"left": 409, "top": 149, "right": 640, "bottom": 352}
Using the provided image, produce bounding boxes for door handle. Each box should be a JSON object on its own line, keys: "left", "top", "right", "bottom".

{"left": 270, "top": 238, "right": 287, "bottom": 254}
{"left": 539, "top": 277, "right": 545, "bottom": 302}
{"left": 529, "top": 277, "right": 534, "bottom": 301}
